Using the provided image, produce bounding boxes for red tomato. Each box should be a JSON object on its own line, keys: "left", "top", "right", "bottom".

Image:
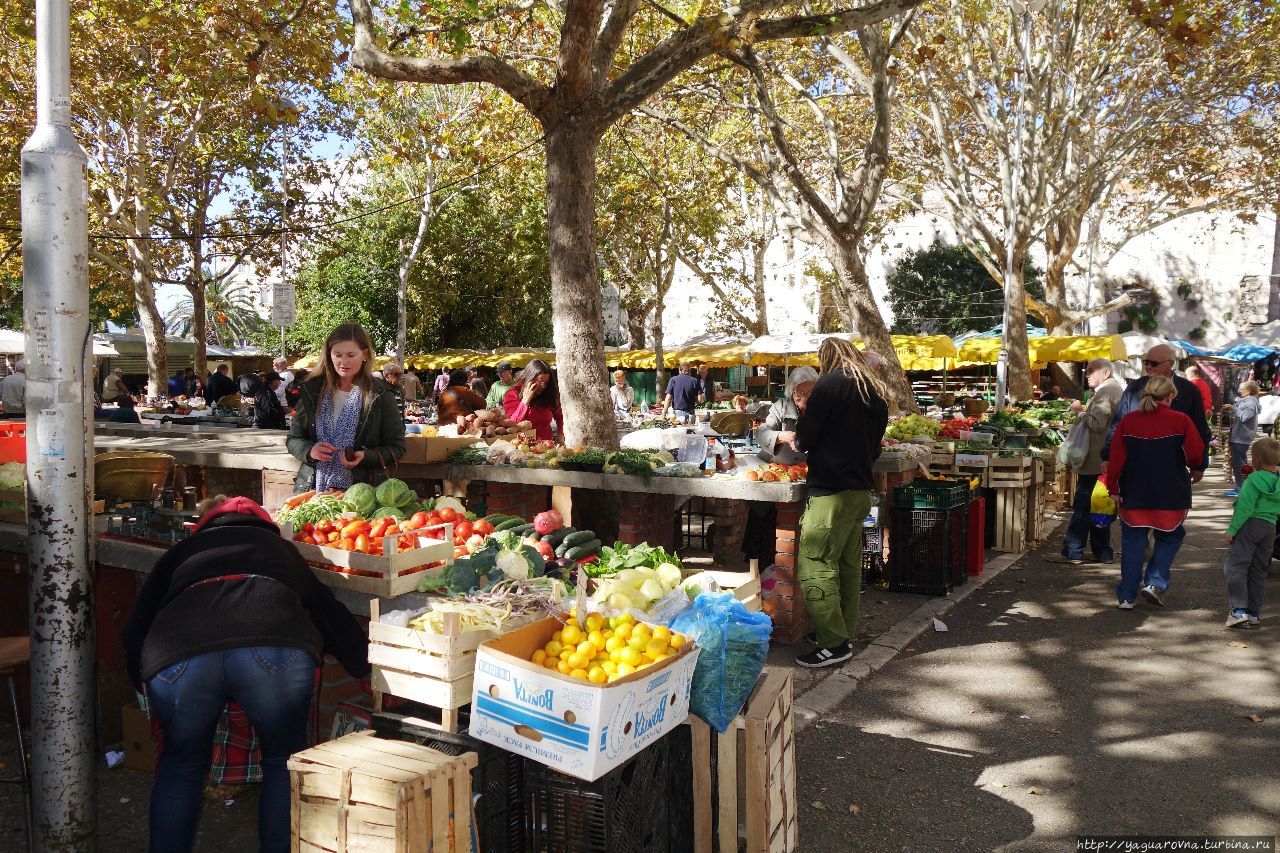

{"left": 311, "top": 532, "right": 327, "bottom": 546}
{"left": 300, "top": 523, "right": 315, "bottom": 534}
{"left": 406, "top": 511, "right": 430, "bottom": 530}
{"left": 426, "top": 512, "right": 443, "bottom": 528}
{"left": 453, "top": 545, "right": 469, "bottom": 558}
{"left": 384, "top": 524, "right": 400, "bottom": 536}
{"left": 454, "top": 535, "right": 466, "bottom": 547}
{"left": 473, "top": 519, "right": 494, "bottom": 536}
{"left": 355, "top": 533, "right": 370, "bottom": 554}
{"left": 437, "top": 507, "right": 458, "bottom": 524}
{"left": 454, "top": 521, "right": 474, "bottom": 539}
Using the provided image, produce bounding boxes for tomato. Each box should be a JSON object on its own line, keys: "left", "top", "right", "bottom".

{"left": 454, "top": 521, "right": 474, "bottom": 539}
{"left": 311, "top": 532, "right": 327, "bottom": 546}
{"left": 453, "top": 545, "right": 469, "bottom": 558}
{"left": 355, "top": 533, "right": 370, "bottom": 554}
{"left": 409, "top": 511, "right": 430, "bottom": 529}
{"left": 426, "top": 512, "right": 443, "bottom": 528}
{"left": 370, "top": 518, "right": 390, "bottom": 538}
{"left": 437, "top": 507, "right": 458, "bottom": 524}
{"left": 453, "top": 534, "right": 466, "bottom": 547}
{"left": 473, "top": 519, "right": 494, "bottom": 536}
{"left": 385, "top": 524, "right": 400, "bottom": 536}
{"left": 300, "top": 523, "right": 315, "bottom": 534}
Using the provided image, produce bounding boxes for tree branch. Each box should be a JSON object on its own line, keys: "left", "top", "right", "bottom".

{"left": 350, "top": 0, "right": 551, "bottom": 119}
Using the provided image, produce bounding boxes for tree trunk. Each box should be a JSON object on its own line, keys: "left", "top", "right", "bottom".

{"left": 188, "top": 238, "right": 207, "bottom": 379}
{"left": 751, "top": 236, "right": 769, "bottom": 336}
{"left": 653, "top": 308, "right": 666, "bottom": 403}
{"left": 545, "top": 119, "right": 617, "bottom": 448}
{"left": 1269, "top": 207, "right": 1280, "bottom": 323}
{"left": 189, "top": 284, "right": 208, "bottom": 379}
{"left": 625, "top": 301, "right": 650, "bottom": 350}
{"left": 830, "top": 238, "right": 918, "bottom": 413}
{"left": 126, "top": 238, "right": 167, "bottom": 397}
{"left": 1043, "top": 223, "right": 1076, "bottom": 334}
{"left": 1003, "top": 248, "right": 1034, "bottom": 401}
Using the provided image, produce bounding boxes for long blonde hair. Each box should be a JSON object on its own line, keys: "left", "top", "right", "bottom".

{"left": 818, "top": 337, "right": 885, "bottom": 404}
{"left": 1139, "top": 375, "right": 1177, "bottom": 413}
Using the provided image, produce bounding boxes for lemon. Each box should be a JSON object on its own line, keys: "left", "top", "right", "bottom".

{"left": 627, "top": 634, "right": 648, "bottom": 651}
{"left": 605, "top": 635, "right": 625, "bottom": 653}
{"left": 531, "top": 649, "right": 547, "bottom": 665}
{"left": 543, "top": 657, "right": 560, "bottom": 670}
{"left": 609, "top": 649, "right": 623, "bottom": 663}
{"left": 561, "top": 624, "right": 582, "bottom": 646}
{"left": 567, "top": 652, "right": 588, "bottom": 670}
{"left": 557, "top": 660, "right": 572, "bottom": 674}
{"left": 631, "top": 623, "right": 651, "bottom": 642}
{"left": 616, "top": 662, "right": 636, "bottom": 677}
{"left": 668, "top": 632, "right": 686, "bottom": 650}
{"left": 607, "top": 616, "right": 620, "bottom": 631}
{"left": 570, "top": 668, "right": 589, "bottom": 681}
{"left": 613, "top": 623, "right": 633, "bottom": 640}
{"left": 576, "top": 640, "right": 596, "bottom": 657}
{"left": 588, "top": 666, "right": 607, "bottom": 684}
{"left": 617, "top": 613, "right": 635, "bottom": 625}
{"left": 645, "top": 638, "right": 668, "bottom": 658}
{"left": 587, "top": 630, "right": 606, "bottom": 650}
{"left": 636, "top": 661, "right": 651, "bottom": 671}
{"left": 544, "top": 640, "right": 563, "bottom": 658}
{"left": 560, "top": 647, "right": 574, "bottom": 661}
{"left": 602, "top": 660, "right": 618, "bottom": 675}
{"left": 651, "top": 626, "right": 671, "bottom": 645}
{"left": 620, "top": 647, "right": 642, "bottom": 667}
{"left": 551, "top": 630, "right": 563, "bottom": 644}
{"left": 585, "top": 613, "right": 605, "bottom": 633}
{"left": 651, "top": 652, "right": 669, "bottom": 663}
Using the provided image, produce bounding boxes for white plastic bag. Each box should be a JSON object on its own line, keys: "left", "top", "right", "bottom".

{"left": 1057, "top": 421, "right": 1089, "bottom": 468}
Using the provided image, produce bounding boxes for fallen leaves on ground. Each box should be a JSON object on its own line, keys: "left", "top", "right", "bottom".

{"left": 848, "top": 804, "right": 861, "bottom": 816}
{"left": 1228, "top": 641, "right": 1249, "bottom": 648}
{"left": 1247, "top": 714, "right": 1263, "bottom": 723}
{"left": 811, "top": 801, "right": 828, "bottom": 810}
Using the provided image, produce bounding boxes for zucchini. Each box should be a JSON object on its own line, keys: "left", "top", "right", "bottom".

{"left": 483, "top": 513, "right": 512, "bottom": 524}
{"left": 564, "top": 540, "right": 601, "bottom": 561}
{"left": 487, "top": 515, "right": 522, "bottom": 528}
{"left": 508, "top": 523, "right": 535, "bottom": 537}
{"left": 561, "top": 530, "right": 596, "bottom": 548}
{"left": 493, "top": 517, "right": 526, "bottom": 532}
{"left": 541, "top": 526, "right": 575, "bottom": 547}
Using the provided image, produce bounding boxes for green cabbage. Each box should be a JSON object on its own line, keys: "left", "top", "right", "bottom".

{"left": 373, "top": 505, "right": 406, "bottom": 521}
{"left": 344, "top": 482, "right": 378, "bottom": 517}
{"left": 375, "top": 478, "right": 415, "bottom": 510}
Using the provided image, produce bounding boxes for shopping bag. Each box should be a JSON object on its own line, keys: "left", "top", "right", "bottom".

{"left": 1057, "top": 420, "right": 1089, "bottom": 468}
{"left": 1090, "top": 476, "right": 1116, "bottom": 526}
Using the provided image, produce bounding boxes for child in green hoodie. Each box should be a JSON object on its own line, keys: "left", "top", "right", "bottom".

{"left": 1223, "top": 437, "right": 1280, "bottom": 628}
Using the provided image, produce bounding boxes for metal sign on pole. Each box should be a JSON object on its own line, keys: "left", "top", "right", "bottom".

{"left": 21, "top": 0, "right": 96, "bottom": 849}
{"left": 271, "top": 280, "right": 296, "bottom": 327}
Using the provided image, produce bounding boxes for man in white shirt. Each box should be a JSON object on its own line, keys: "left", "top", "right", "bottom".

{"left": 1, "top": 360, "right": 26, "bottom": 418}
{"left": 273, "top": 357, "right": 294, "bottom": 408}
{"left": 1258, "top": 390, "right": 1280, "bottom": 437}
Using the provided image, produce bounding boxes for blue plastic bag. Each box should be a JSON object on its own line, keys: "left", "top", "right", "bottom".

{"left": 671, "top": 592, "right": 773, "bottom": 733}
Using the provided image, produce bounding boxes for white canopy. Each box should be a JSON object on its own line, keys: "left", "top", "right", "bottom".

{"left": 744, "top": 333, "right": 856, "bottom": 358}
{"left": 0, "top": 330, "right": 120, "bottom": 357}
{"left": 1119, "top": 332, "right": 1185, "bottom": 360}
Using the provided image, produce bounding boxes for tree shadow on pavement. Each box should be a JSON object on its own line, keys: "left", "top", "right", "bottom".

{"left": 797, "top": 468, "right": 1280, "bottom": 852}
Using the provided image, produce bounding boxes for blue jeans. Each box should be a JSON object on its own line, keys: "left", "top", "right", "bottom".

{"left": 1230, "top": 441, "right": 1251, "bottom": 489}
{"left": 1117, "top": 521, "right": 1185, "bottom": 602}
{"left": 147, "top": 646, "right": 317, "bottom": 853}
{"left": 1061, "top": 473, "right": 1113, "bottom": 561}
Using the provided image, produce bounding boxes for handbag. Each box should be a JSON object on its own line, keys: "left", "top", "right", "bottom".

{"left": 362, "top": 445, "right": 399, "bottom": 486}
{"left": 1057, "top": 420, "right": 1089, "bottom": 468}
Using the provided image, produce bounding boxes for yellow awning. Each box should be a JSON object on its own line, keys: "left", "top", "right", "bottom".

{"left": 956, "top": 335, "right": 1123, "bottom": 364}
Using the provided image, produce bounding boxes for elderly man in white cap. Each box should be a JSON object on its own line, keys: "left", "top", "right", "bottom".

{"left": 1, "top": 359, "right": 25, "bottom": 418}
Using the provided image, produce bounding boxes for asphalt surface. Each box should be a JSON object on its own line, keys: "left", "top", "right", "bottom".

{"left": 796, "top": 466, "right": 1280, "bottom": 852}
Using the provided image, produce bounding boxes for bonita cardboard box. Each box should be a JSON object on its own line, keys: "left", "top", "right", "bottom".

{"left": 468, "top": 617, "right": 699, "bottom": 781}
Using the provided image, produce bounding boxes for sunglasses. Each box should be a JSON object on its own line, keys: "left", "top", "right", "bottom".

{"left": 1142, "top": 359, "right": 1171, "bottom": 368}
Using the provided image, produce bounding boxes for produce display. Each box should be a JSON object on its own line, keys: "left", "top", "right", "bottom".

{"left": 884, "top": 414, "right": 943, "bottom": 441}
{"left": 453, "top": 409, "right": 534, "bottom": 439}
{"left": 527, "top": 610, "right": 687, "bottom": 683}
{"left": 739, "top": 461, "right": 807, "bottom": 482}
{"left": 401, "top": 577, "right": 567, "bottom": 634}
{"left": 277, "top": 480, "right": 473, "bottom": 556}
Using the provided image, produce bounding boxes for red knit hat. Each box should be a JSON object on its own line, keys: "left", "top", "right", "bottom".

{"left": 192, "top": 496, "right": 276, "bottom": 533}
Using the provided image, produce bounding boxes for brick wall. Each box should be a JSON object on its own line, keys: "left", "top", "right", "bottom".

{"left": 763, "top": 500, "right": 811, "bottom": 644}
{"left": 483, "top": 481, "right": 551, "bottom": 522}
{"left": 617, "top": 492, "right": 680, "bottom": 551}
{"left": 704, "top": 497, "right": 749, "bottom": 568}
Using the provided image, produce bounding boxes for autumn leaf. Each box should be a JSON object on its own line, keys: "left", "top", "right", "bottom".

{"left": 1247, "top": 714, "right": 1263, "bottom": 723}
{"left": 811, "top": 801, "right": 829, "bottom": 811}
{"left": 848, "top": 804, "right": 861, "bottom": 816}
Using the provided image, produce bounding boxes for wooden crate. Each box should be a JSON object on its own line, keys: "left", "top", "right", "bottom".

{"left": 366, "top": 599, "right": 493, "bottom": 734}
{"left": 987, "top": 455, "right": 1033, "bottom": 488}
{"left": 282, "top": 523, "right": 454, "bottom": 598}
{"left": 991, "top": 487, "right": 1027, "bottom": 553}
{"left": 688, "top": 669, "right": 797, "bottom": 853}
{"left": 288, "top": 730, "right": 476, "bottom": 853}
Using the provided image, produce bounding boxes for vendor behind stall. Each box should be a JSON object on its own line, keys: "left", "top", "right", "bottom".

{"left": 755, "top": 366, "right": 817, "bottom": 465}
{"left": 437, "top": 369, "right": 487, "bottom": 425}
{"left": 504, "top": 358, "right": 562, "bottom": 441}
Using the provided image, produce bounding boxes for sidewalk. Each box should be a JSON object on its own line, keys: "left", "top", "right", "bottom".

{"left": 794, "top": 466, "right": 1280, "bottom": 851}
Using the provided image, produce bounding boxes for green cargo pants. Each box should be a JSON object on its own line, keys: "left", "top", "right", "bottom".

{"left": 797, "top": 490, "right": 872, "bottom": 648}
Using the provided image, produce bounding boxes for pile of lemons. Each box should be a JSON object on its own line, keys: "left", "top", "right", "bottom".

{"left": 530, "top": 611, "right": 686, "bottom": 684}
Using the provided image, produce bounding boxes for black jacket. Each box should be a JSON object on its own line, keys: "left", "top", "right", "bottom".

{"left": 286, "top": 376, "right": 406, "bottom": 492}
{"left": 795, "top": 372, "right": 888, "bottom": 493}
{"left": 253, "top": 386, "right": 287, "bottom": 430}
{"left": 121, "top": 514, "right": 369, "bottom": 688}
{"left": 205, "top": 371, "right": 237, "bottom": 402}
{"left": 1102, "top": 374, "right": 1211, "bottom": 471}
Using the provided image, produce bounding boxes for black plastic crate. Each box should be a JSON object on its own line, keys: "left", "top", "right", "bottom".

{"left": 893, "top": 478, "right": 970, "bottom": 510}
{"left": 887, "top": 504, "right": 968, "bottom": 596}
{"left": 862, "top": 524, "right": 883, "bottom": 555}
{"left": 524, "top": 728, "right": 677, "bottom": 853}
{"left": 372, "top": 706, "right": 525, "bottom": 853}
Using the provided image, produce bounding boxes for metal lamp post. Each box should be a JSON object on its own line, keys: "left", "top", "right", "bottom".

{"left": 275, "top": 96, "right": 298, "bottom": 359}
{"left": 995, "top": 0, "right": 1046, "bottom": 410}
{"left": 21, "top": 0, "right": 96, "bottom": 849}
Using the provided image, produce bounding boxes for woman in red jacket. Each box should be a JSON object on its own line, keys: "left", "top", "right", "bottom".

{"left": 1108, "top": 375, "right": 1206, "bottom": 610}
{"left": 503, "top": 358, "right": 562, "bottom": 442}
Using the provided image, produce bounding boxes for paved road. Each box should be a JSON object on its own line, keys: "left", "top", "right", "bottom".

{"left": 796, "top": 467, "right": 1280, "bottom": 852}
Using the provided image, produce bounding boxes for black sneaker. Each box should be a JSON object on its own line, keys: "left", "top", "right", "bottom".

{"left": 796, "top": 642, "right": 853, "bottom": 668}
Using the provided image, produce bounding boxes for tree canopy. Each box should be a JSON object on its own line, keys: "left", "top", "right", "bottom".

{"left": 888, "top": 242, "right": 1043, "bottom": 338}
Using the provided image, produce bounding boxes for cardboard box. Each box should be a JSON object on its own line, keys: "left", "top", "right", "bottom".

{"left": 467, "top": 617, "right": 699, "bottom": 781}
{"left": 402, "top": 434, "right": 483, "bottom": 465}
{"left": 122, "top": 703, "right": 157, "bottom": 773}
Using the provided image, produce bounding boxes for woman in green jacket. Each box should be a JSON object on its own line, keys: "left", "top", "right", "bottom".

{"left": 286, "top": 323, "right": 405, "bottom": 493}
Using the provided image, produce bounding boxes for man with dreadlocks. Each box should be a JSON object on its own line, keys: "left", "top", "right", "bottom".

{"left": 792, "top": 337, "right": 889, "bottom": 667}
